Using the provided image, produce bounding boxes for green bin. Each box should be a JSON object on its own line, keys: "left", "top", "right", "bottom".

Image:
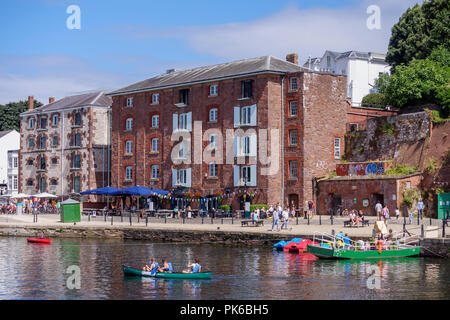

{"left": 437, "top": 193, "right": 450, "bottom": 219}
{"left": 60, "top": 198, "right": 81, "bottom": 223}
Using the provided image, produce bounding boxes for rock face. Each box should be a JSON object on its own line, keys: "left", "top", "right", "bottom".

{"left": 345, "top": 111, "right": 431, "bottom": 165}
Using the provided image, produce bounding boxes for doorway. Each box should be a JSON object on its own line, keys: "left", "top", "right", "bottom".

{"left": 371, "top": 193, "right": 384, "bottom": 216}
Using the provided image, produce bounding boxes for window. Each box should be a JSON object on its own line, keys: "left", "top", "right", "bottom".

{"left": 289, "top": 130, "right": 298, "bottom": 145}
{"left": 173, "top": 112, "right": 192, "bottom": 132}
{"left": 179, "top": 113, "right": 188, "bottom": 130}
{"left": 289, "top": 160, "right": 298, "bottom": 178}
{"left": 125, "top": 166, "right": 133, "bottom": 181}
{"left": 209, "top": 84, "right": 218, "bottom": 96}
{"left": 39, "top": 136, "right": 46, "bottom": 150}
{"left": 27, "top": 159, "right": 34, "bottom": 166}
{"left": 125, "top": 118, "right": 133, "bottom": 131}
{"left": 349, "top": 123, "right": 359, "bottom": 132}
{"left": 241, "top": 80, "right": 253, "bottom": 99}
{"left": 290, "top": 77, "right": 298, "bottom": 91}
{"left": 50, "top": 179, "right": 57, "bottom": 186}
{"left": 73, "top": 176, "right": 80, "bottom": 193}
{"left": 151, "top": 165, "right": 159, "bottom": 180}
{"left": 51, "top": 157, "right": 57, "bottom": 165}
{"left": 289, "top": 101, "right": 298, "bottom": 116}
{"left": 209, "top": 162, "right": 218, "bottom": 177}
{"left": 74, "top": 112, "right": 82, "bottom": 126}
{"left": 152, "top": 94, "right": 160, "bottom": 104}
{"left": 39, "top": 177, "right": 46, "bottom": 193}
{"left": 327, "top": 56, "right": 331, "bottom": 67}
{"left": 13, "top": 157, "right": 18, "bottom": 168}
{"left": 241, "top": 106, "right": 252, "bottom": 125}
{"left": 334, "top": 138, "right": 341, "bottom": 159}
{"left": 73, "top": 154, "right": 81, "bottom": 169}
{"left": 243, "top": 136, "right": 250, "bottom": 155}
{"left": 152, "top": 115, "right": 159, "bottom": 128}
{"left": 179, "top": 169, "right": 187, "bottom": 185}
{"left": 209, "top": 108, "right": 218, "bottom": 122}
{"left": 178, "top": 141, "right": 187, "bottom": 159}
{"left": 126, "top": 97, "right": 133, "bottom": 107}
{"left": 28, "top": 137, "right": 34, "bottom": 148}
{"left": 27, "top": 180, "right": 33, "bottom": 186}
{"left": 241, "top": 166, "right": 251, "bottom": 184}
{"left": 52, "top": 135, "right": 59, "bottom": 146}
{"left": 125, "top": 140, "right": 133, "bottom": 155}
{"left": 151, "top": 138, "right": 159, "bottom": 153}
{"left": 28, "top": 118, "right": 35, "bottom": 129}
{"left": 52, "top": 114, "right": 59, "bottom": 126}
{"left": 209, "top": 134, "right": 217, "bottom": 149}
{"left": 73, "top": 133, "right": 81, "bottom": 147}
{"left": 13, "top": 176, "right": 18, "bottom": 190}
{"left": 179, "top": 89, "right": 189, "bottom": 105}
{"left": 8, "top": 157, "right": 12, "bottom": 169}
{"left": 39, "top": 157, "right": 46, "bottom": 170}
{"left": 40, "top": 117, "right": 47, "bottom": 129}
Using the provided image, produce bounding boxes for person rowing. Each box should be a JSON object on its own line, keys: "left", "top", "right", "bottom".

{"left": 143, "top": 258, "right": 159, "bottom": 275}
{"left": 157, "top": 258, "right": 173, "bottom": 273}
{"left": 182, "top": 258, "right": 201, "bottom": 274}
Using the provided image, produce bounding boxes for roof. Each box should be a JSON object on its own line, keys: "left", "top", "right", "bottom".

{"left": 0, "top": 130, "right": 15, "bottom": 139}
{"left": 21, "top": 91, "right": 112, "bottom": 116}
{"left": 108, "top": 56, "right": 310, "bottom": 96}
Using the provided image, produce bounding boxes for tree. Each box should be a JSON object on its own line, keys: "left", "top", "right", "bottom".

{"left": 386, "top": 0, "right": 450, "bottom": 72}
{"left": 361, "top": 93, "right": 387, "bottom": 109}
{"left": 0, "top": 99, "right": 43, "bottom": 132}
{"left": 377, "top": 47, "right": 450, "bottom": 113}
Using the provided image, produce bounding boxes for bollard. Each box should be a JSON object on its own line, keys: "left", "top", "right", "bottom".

{"left": 211, "top": 218, "right": 213, "bottom": 224}
{"left": 296, "top": 216, "right": 298, "bottom": 225}
{"left": 232, "top": 216, "right": 234, "bottom": 225}
{"left": 88, "top": 212, "right": 90, "bottom": 222}
{"left": 443, "top": 220, "right": 446, "bottom": 238}
{"left": 307, "top": 215, "right": 310, "bottom": 225}
{"left": 221, "top": 218, "right": 224, "bottom": 225}
{"left": 137, "top": 215, "right": 140, "bottom": 224}
{"left": 129, "top": 214, "right": 132, "bottom": 226}
{"left": 111, "top": 215, "right": 113, "bottom": 226}
{"left": 331, "top": 229, "right": 335, "bottom": 236}
{"left": 183, "top": 217, "right": 185, "bottom": 224}
{"left": 372, "top": 229, "right": 376, "bottom": 239}
{"left": 104, "top": 212, "right": 106, "bottom": 222}
{"left": 320, "top": 215, "right": 322, "bottom": 225}
{"left": 403, "top": 223, "right": 406, "bottom": 237}
{"left": 430, "top": 216, "right": 432, "bottom": 226}
{"left": 421, "top": 224, "right": 424, "bottom": 237}
{"left": 403, "top": 216, "right": 406, "bottom": 225}
{"left": 146, "top": 216, "right": 148, "bottom": 227}
{"left": 331, "top": 215, "right": 334, "bottom": 225}
{"left": 165, "top": 216, "right": 167, "bottom": 224}
{"left": 121, "top": 214, "right": 123, "bottom": 223}
{"left": 417, "top": 214, "right": 419, "bottom": 226}
{"left": 202, "top": 217, "right": 204, "bottom": 224}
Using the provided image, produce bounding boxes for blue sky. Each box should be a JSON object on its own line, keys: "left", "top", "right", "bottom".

{"left": 0, "top": 0, "right": 421, "bottom": 104}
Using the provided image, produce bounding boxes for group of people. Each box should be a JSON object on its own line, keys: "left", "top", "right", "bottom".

{"left": 143, "top": 258, "right": 202, "bottom": 274}
{"left": 343, "top": 209, "right": 366, "bottom": 226}
{"left": 267, "top": 202, "right": 296, "bottom": 232}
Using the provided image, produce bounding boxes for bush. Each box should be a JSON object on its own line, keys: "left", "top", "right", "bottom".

{"left": 402, "top": 188, "right": 422, "bottom": 208}
{"left": 219, "top": 205, "right": 231, "bottom": 211}
{"left": 385, "top": 165, "right": 417, "bottom": 176}
{"left": 250, "top": 204, "right": 268, "bottom": 212}
{"left": 361, "top": 93, "right": 387, "bottom": 109}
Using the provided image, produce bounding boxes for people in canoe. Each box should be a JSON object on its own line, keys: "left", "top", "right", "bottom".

{"left": 143, "top": 258, "right": 159, "bottom": 273}
{"left": 182, "top": 259, "right": 202, "bottom": 274}
{"left": 157, "top": 258, "right": 173, "bottom": 273}
{"left": 39, "top": 232, "right": 45, "bottom": 239}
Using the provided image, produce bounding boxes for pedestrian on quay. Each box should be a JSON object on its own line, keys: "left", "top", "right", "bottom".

{"left": 375, "top": 201, "right": 383, "bottom": 221}
{"left": 382, "top": 205, "right": 390, "bottom": 225}
{"left": 271, "top": 205, "right": 280, "bottom": 232}
{"left": 395, "top": 207, "right": 400, "bottom": 221}
{"left": 281, "top": 208, "right": 289, "bottom": 230}
{"left": 417, "top": 199, "right": 424, "bottom": 220}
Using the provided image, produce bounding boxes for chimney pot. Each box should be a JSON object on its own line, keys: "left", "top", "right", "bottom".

{"left": 49, "top": 97, "right": 55, "bottom": 104}
{"left": 286, "top": 53, "right": 299, "bottom": 65}
{"left": 28, "top": 96, "right": 34, "bottom": 111}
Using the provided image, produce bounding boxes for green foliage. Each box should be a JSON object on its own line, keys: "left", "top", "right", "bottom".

{"left": 385, "top": 165, "right": 417, "bottom": 176}
{"left": 361, "top": 93, "right": 387, "bottom": 109}
{"left": 377, "top": 48, "right": 450, "bottom": 111}
{"left": 386, "top": 0, "right": 450, "bottom": 71}
{"left": 250, "top": 204, "right": 268, "bottom": 212}
{"left": 429, "top": 109, "right": 450, "bottom": 124}
{"left": 219, "top": 205, "right": 231, "bottom": 211}
{"left": 382, "top": 122, "right": 395, "bottom": 136}
{"left": 402, "top": 188, "right": 422, "bottom": 208}
{"left": 424, "top": 157, "right": 438, "bottom": 173}
{"left": 0, "top": 99, "right": 42, "bottom": 131}
{"left": 328, "top": 171, "right": 337, "bottom": 179}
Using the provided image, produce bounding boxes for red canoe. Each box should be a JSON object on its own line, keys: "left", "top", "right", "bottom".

{"left": 27, "top": 238, "right": 51, "bottom": 244}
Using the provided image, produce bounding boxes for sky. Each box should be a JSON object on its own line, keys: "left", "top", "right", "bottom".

{"left": 0, "top": 0, "right": 423, "bottom": 104}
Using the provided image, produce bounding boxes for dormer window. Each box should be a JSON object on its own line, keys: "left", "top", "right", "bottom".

{"left": 179, "top": 89, "right": 189, "bottom": 106}
{"left": 74, "top": 112, "right": 82, "bottom": 126}
{"left": 241, "top": 80, "right": 253, "bottom": 99}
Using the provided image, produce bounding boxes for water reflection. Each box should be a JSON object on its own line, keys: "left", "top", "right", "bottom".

{"left": 0, "top": 238, "right": 448, "bottom": 300}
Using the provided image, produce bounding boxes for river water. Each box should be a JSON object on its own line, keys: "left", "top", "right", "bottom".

{"left": 0, "top": 237, "right": 448, "bottom": 300}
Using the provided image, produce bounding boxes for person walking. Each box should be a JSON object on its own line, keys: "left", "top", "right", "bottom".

{"left": 271, "top": 206, "right": 280, "bottom": 232}
{"left": 281, "top": 208, "right": 289, "bottom": 230}
{"left": 395, "top": 207, "right": 400, "bottom": 221}
{"left": 375, "top": 201, "right": 383, "bottom": 221}
{"left": 382, "top": 205, "right": 390, "bottom": 225}
{"left": 417, "top": 199, "right": 424, "bottom": 220}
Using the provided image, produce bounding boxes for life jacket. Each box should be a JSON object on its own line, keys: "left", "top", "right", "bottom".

{"left": 191, "top": 263, "right": 200, "bottom": 273}
{"left": 150, "top": 262, "right": 159, "bottom": 276}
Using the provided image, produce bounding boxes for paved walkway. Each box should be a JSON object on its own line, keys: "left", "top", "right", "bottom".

{"left": 0, "top": 213, "right": 431, "bottom": 238}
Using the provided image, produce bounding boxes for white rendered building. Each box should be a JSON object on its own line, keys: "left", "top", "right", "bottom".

{"left": 0, "top": 130, "right": 20, "bottom": 196}
{"left": 303, "top": 50, "right": 391, "bottom": 106}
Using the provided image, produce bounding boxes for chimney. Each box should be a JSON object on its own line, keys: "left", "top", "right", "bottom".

{"left": 286, "top": 53, "right": 299, "bottom": 65}
{"left": 49, "top": 97, "right": 55, "bottom": 104}
{"left": 28, "top": 96, "right": 34, "bottom": 111}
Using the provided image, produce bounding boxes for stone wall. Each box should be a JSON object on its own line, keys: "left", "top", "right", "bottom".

{"left": 419, "top": 238, "right": 450, "bottom": 258}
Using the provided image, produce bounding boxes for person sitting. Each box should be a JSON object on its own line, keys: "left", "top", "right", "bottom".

{"left": 182, "top": 259, "right": 201, "bottom": 274}
{"left": 143, "top": 258, "right": 159, "bottom": 275}
{"left": 39, "top": 232, "right": 45, "bottom": 239}
{"left": 157, "top": 258, "right": 173, "bottom": 273}
{"left": 343, "top": 233, "right": 351, "bottom": 248}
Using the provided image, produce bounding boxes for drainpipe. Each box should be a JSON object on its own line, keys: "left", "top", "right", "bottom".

{"left": 60, "top": 111, "right": 64, "bottom": 200}
{"left": 281, "top": 75, "right": 285, "bottom": 205}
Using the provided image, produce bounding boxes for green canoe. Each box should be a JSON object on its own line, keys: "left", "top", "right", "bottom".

{"left": 121, "top": 265, "right": 212, "bottom": 280}
{"left": 307, "top": 244, "right": 421, "bottom": 260}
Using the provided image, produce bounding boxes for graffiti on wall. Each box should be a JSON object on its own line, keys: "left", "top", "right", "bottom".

{"left": 336, "top": 162, "right": 386, "bottom": 177}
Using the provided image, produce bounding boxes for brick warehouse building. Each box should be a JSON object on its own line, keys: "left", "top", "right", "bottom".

{"left": 107, "top": 55, "right": 347, "bottom": 210}
{"left": 19, "top": 92, "right": 112, "bottom": 198}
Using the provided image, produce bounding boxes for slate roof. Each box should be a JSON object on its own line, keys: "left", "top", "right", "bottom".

{"left": 0, "top": 130, "right": 14, "bottom": 139}
{"left": 108, "top": 56, "right": 310, "bottom": 96}
{"left": 21, "top": 91, "right": 112, "bottom": 116}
